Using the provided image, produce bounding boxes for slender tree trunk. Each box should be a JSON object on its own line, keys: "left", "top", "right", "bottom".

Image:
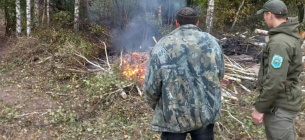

{"left": 206, "top": 0, "right": 215, "bottom": 33}
{"left": 26, "top": 0, "right": 31, "bottom": 36}
{"left": 34, "top": 0, "right": 39, "bottom": 27}
{"left": 42, "top": 0, "right": 46, "bottom": 24}
{"left": 74, "top": 0, "right": 80, "bottom": 30}
{"left": 15, "top": 0, "right": 21, "bottom": 37}
{"left": 47, "top": 0, "right": 50, "bottom": 25}
{"left": 158, "top": 5, "right": 162, "bottom": 23}
{"left": 4, "top": 0, "right": 8, "bottom": 36}
{"left": 230, "top": 0, "right": 245, "bottom": 31}
{"left": 4, "top": 0, "right": 13, "bottom": 36}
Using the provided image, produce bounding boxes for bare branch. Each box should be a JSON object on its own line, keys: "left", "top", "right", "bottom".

{"left": 74, "top": 53, "right": 105, "bottom": 71}
{"left": 102, "top": 42, "right": 111, "bottom": 70}
{"left": 222, "top": 109, "right": 252, "bottom": 139}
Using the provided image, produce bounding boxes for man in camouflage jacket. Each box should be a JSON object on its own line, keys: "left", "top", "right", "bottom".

{"left": 143, "top": 7, "right": 224, "bottom": 140}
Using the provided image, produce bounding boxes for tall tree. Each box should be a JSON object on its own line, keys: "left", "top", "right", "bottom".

{"left": 206, "top": 0, "right": 214, "bottom": 33}
{"left": 34, "top": 0, "right": 39, "bottom": 27}
{"left": 74, "top": 0, "right": 80, "bottom": 30}
{"left": 26, "top": 0, "right": 31, "bottom": 36}
{"left": 230, "top": 0, "right": 245, "bottom": 31}
{"left": 47, "top": 0, "right": 50, "bottom": 25}
{"left": 4, "top": 0, "right": 15, "bottom": 36}
{"left": 16, "top": 0, "right": 21, "bottom": 37}
{"left": 42, "top": 0, "right": 45, "bottom": 24}
{"left": 158, "top": 5, "right": 162, "bottom": 22}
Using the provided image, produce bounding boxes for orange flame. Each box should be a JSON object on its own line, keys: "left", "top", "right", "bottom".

{"left": 121, "top": 52, "right": 147, "bottom": 82}
{"left": 122, "top": 60, "right": 146, "bottom": 80}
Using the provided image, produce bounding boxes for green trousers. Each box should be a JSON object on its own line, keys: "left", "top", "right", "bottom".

{"left": 263, "top": 107, "right": 298, "bottom": 140}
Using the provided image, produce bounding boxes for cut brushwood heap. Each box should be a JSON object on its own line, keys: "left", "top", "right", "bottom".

{"left": 221, "top": 55, "right": 258, "bottom": 102}
{"left": 120, "top": 51, "right": 258, "bottom": 101}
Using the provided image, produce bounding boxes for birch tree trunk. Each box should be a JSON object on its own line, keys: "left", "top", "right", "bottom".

{"left": 26, "top": 0, "right": 31, "bottom": 36}
{"left": 47, "top": 0, "right": 50, "bottom": 25}
{"left": 34, "top": 0, "right": 39, "bottom": 27}
{"left": 230, "top": 0, "right": 245, "bottom": 31}
{"left": 74, "top": 0, "right": 80, "bottom": 30}
{"left": 206, "top": 0, "right": 214, "bottom": 33}
{"left": 16, "top": 0, "right": 21, "bottom": 37}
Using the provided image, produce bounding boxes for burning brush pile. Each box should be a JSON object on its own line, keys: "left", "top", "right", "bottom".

{"left": 103, "top": 38, "right": 301, "bottom": 101}
{"left": 121, "top": 52, "right": 149, "bottom": 82}
{"left": 119, "top": 51, "right": 258, "bottom": 101}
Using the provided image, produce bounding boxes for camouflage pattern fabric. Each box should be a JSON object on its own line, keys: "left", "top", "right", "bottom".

{"left": 143, "top": 24, "right": 224, "bottom": 133}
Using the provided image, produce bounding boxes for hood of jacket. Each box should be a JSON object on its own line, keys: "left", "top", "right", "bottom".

{"left": 268, "top": 19, "right": 301, "bottom": 39}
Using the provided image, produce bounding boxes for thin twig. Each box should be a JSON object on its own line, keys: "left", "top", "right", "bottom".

{"left": 152, "top": 36, "right": 158, "bottom": 44}
{"left": 72, "top": 57, "right": 88, "bottom": 70}
{"left": 215, "top": 122, "right": 227, "bottom": 140}
{"left": 136, "top": 86, "right": 143, "bottom": 96}
{"left": 103, "top": 84, "right": 134, "bottom": 97}
{"left": 120, "top": 49, "right": 123, "bottom": 67}
{"left": 14, "top": 111, "right": 48, "bottom": 118}
{"left": 224, "top": 54, "right": 234, "bottom": 66}
{"left": 237, "top": 82, "right": 251, "bottom": 93}
{"left": 226, "top": 67, "right": 256, "bottom": 76}
{"left": 224, "top": 55, "right": 245, "bottom": 70}
{"left": 226, "top": 73, "right": 257, "bottom": 81}
{"left": 221, "top": 89, "right": 238, "bottom": 101}
{"left": 233, "top": 83, "right": 238, "bottom": 94}
{"left": 102, "top": 42, "right": 111, "bottom": 70}
{"left": 222, "top": 109, "right": 252, "bottom": 139}
{"left": 74, "top": 53, "right": 105, "bottom": 71}
{"left": 224, "top": 75, "right": 241, "bottom": 83}
{"left": 95, "top": 57, "right": 108, "bottom": 64}
{"left": 216, "top": 122, "right": 234, "bottom": 137}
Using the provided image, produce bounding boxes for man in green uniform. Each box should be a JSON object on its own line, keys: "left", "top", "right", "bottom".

{"left": 252, "top": 0, "right": 303, "bottom": 139}
{"left": 143, "top": 7, "right": 224, "bottom": 140}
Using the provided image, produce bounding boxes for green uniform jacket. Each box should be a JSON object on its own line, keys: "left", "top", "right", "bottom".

{"left": 255, "top": 20, "right": 303, "bottom": 113}
{"left": 143, "top": 24, "right": 224, "bottom": 133}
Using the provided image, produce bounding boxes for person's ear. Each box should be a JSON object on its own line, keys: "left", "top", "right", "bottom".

{"left": 176, "top": 20, "right": 180, "bottom": 27}
{"left": 196, "top": 21, "right": 199, "bottom": 26}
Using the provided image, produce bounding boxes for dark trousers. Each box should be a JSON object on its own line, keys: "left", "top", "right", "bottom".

{"left": 161, "top": 124, "right": 214, "bottom": 140}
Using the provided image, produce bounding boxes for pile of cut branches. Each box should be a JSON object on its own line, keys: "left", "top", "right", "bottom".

{"left": 221, "top": 55, "right": 258, "bottom": 101}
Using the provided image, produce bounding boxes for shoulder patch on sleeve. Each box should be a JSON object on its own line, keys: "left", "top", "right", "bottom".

{"left": 271, "top": 54, "right": 284, "bottom": 69}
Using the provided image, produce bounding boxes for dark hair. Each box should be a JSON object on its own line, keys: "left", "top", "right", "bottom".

{"left": 274, "top": 14, "right": 287, "bottom": 20}
{"left": 176, "top": 7, "right": 198, "bottom": 26}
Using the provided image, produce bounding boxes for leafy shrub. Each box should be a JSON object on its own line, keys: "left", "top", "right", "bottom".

{"left": 82, "top": 66, "right": 133, "bottom": 104}
{"left": 52, "top": 11, "right": 73, "bottom": 28}
{"left": 88, "top": 23, "right": 106, "bottom": 36}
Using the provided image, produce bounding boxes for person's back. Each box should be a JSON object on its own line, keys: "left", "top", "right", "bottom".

{"left": 143, "top": 7, "right": 224, "bottom": 140}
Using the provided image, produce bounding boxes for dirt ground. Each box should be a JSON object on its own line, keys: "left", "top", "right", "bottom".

{"left": 0, "top": 19, "right": 56, "bottom": 129}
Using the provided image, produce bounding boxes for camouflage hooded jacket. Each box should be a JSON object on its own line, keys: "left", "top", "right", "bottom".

{"left": 143, "top": 24, "right": 224, "bottom": 133}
